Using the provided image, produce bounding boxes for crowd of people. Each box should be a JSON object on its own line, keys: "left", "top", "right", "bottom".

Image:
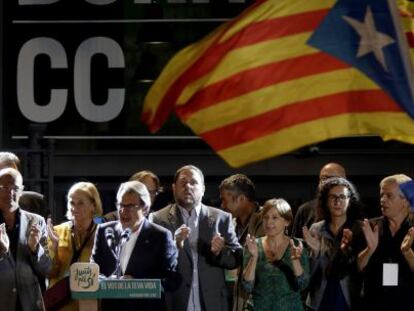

{"left": 0, "top": 151, "right": 413, "bottom": 311}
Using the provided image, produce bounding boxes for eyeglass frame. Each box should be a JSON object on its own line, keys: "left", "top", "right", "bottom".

{"left": 327, "top": 194, "right": 350, "bottom": 202}
{"left": 116, "top": 202, "right": 142, "bottom": 211}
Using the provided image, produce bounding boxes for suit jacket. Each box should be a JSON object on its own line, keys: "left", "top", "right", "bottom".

{"left": 91, "top": 218, "right": 178, "bottom": 311}
{"left": 152, "top": 204, "right": 243, "bottom": 311}
{"left": 0, "top": 209, "right": 51, "bottom": 311}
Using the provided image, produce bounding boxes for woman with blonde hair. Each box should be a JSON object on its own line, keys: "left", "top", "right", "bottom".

{"left": 46, "top": 182, "right": 103, "bottom": 311}
{"left": 242, "top": 198, "right": 309, "bottom": 310}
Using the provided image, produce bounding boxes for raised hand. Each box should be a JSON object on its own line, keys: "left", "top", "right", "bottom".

{"left": 303, "top": 226, "right": 320, "bottom": 255}
{"left": 340, "top": 228, "right": 353, "bottom": 252}
{"left": 0, "top": 223, "right": 9, "bottom": 254}
{"left": 245, "top": 234, "right": 258, "bottom": 259}
{"left": 361, "top": 219, "right": 379, "bottom": 254}
{"left": 401, "top": 227, "right": 414, "bottom": 254}
{"left": 47, "top": 218, "right": 59, "bottom": 252}
{"left": 211, "top": 233, "right": 225, "bottom": 256}
{"left": 28, "top": 223, "right": 41, "bottom": 254}
{"left": 174, "top": 224, "right": 191, "bottom": 249}
{"left": 290, "top": 239, "right": 303, "bottom": 261}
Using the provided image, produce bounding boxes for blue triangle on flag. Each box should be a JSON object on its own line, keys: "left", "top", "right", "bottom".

{"left": 307, "top": 0, "right": 414, "bottom": 119}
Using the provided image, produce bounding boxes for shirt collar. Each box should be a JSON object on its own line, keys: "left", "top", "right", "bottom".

{"left": 178, "top": 203, "right": 202, "bottom": 218}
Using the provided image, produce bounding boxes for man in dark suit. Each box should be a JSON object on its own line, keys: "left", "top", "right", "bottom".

{"left": 0, "top": 167, "right": 51, "bottom": 311}
{"left": 152, "top": 165, "right": 243, "bottom": 311}
{"left": 91, "top": 180, "right": 178, "bottom": 311}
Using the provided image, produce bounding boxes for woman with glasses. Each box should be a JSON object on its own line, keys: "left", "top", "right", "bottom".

{"left": 303, "top": 177, "right": 362, "bottom": 311}
{"left": 46, "top": 182, "right": 103, "bottom": 311}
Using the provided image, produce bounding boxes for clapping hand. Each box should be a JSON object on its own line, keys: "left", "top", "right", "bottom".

{"left": 28, "top": 222, "right": 41, "bottom": 254}
{"left": 303, "top": 226, "right": 320, "bottom": 255}
{"left": 0, "top": 223, "right": 9, "bottom": 254}
{"left": 361, "top": 219, "right": 379, "bottom": 254}
{"left": 211, "top": 233, "right": 225, "bottom": 256}
{"left": 340, "top": 228, "right": 353, "bottom": 252}
{"left": 401, "top": 227, "right": 414, "bottom": 254}
{"left": 245, "top": 234, "right": 258, "bottom": 259}
{"left": 174, "top": 224, "right": 191, "bottom": 249}
{"left": 290, "top": 239, "right": 303, "bottom": 261}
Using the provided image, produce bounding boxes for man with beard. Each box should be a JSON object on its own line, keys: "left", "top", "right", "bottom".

{"left": 152, "top": 165, "right": 242, "bottom": 311}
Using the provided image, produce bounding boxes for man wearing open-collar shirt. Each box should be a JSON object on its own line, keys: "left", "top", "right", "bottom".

{"left": 152, "top": 165, "right": 242, "bottom": 311}
{"left": 91, "top": 180, "right": 178, "bottom": 311}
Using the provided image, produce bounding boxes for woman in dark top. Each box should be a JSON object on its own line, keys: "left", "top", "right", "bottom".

{"left": 303, "top": 177, "right": 362, "bottom": 311}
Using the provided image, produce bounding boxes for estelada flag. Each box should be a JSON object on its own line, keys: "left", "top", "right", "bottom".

{"left": 142, "top": 0, "right": 414, "bottom": 168}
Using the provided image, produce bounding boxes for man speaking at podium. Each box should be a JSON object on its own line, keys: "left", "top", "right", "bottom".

{"left": 91, "top": 180, "right": 178, "bottom": 310}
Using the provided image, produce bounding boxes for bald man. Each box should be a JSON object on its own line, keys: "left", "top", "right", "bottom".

{"left": 0, "top": 152, "right": 48, "bottom": 219}
{"left": 291, "top": 163, "right": 346, "bottom": 239}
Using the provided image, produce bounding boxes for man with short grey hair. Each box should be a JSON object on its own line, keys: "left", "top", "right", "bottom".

{"left": 357, "top": 174, "right": 414, "bottom": 311}
{"left": 91, "top": 180, "right": 178, "bottom": 311}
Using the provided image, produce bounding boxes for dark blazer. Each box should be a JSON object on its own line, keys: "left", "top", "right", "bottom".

{"left": 152, "top": 203, "right": 243, "bottom": 311}
{"left": 91, "top": 218, "right": 178, "bottom": 311}
{"left": 0, "top": 209, "right": 51, "bottom": 311}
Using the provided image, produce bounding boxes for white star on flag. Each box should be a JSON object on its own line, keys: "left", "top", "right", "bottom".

{"left": 343, "top": 6, "right": 395, "bottom": 71}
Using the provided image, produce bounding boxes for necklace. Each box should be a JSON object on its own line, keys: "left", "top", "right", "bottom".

{"left": 265, "top": 236, "right": 289, "bottom": 261}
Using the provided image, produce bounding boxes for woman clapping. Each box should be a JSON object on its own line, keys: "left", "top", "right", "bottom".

{"left": 303, "top": 177, "right": 362, "bottom": 311}
{"left": 242, "top": 198, "right": 309, "bottom": 311}
{"left": 46, "top": 182, "right": 103, "bottom": 311}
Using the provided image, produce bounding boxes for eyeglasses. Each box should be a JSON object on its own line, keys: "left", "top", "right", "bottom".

{"left": 0, "top": 185, "right": 24, "bottom": 192}
{"left": 116, "top": 203, "right": 141, "bottom": 211}
{"left": 328, "top": 194, "right": 349, "bottom": 202}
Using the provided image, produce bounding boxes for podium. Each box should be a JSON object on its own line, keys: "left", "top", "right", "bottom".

{"left": 70, "top": 263, "right": 161, "bottom": 311}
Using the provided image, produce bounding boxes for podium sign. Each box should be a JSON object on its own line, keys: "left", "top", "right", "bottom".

{"left": 72, "top": 279, "right": 161, "bottom": 299}
{"left": 70, "top": 263, "right": 161, "bottom": 299}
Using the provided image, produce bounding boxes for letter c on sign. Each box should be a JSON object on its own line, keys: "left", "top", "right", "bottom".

{"left": 17, "top": 37, "right": 68, "bottom": 122}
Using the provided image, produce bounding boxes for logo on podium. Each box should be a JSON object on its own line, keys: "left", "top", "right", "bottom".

{"left": 70, "top": 263, "right": 161, "bottom": 300}
{"left": 70, "top": 263, "right": 100, "bottom": 292}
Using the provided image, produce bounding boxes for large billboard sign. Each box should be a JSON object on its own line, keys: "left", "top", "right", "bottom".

{"left": 2, "top": 0, "right": 249, "bottom": 143}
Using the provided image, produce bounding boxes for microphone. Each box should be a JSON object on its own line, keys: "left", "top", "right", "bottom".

{"left": 120, "top": 228, "right": 132, "bottom": 244}
{"left": 104, "top": 227, "right": 115, "bottom": 248}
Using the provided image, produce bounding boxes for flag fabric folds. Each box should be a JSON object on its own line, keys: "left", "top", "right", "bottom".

{"left": 142, "top": 0, "right": 414, "bottom": 168}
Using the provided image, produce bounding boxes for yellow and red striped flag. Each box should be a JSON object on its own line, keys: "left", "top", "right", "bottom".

{"left": 142, "top": 0, "right": 414, "bottom": 167}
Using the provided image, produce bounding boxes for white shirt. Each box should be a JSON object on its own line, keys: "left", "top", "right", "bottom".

{"left": 120, "top": 221, "right": 144, "bottom": 274}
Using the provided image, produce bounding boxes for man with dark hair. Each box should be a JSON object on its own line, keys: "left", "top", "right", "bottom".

{"left": 292, "top": 162, "right": 346, "bottom": 239}
{"left": 219, "top": 174, "right": 263, "bottom": 245}
{"left": 219, "top": 174, "right": 264, "bottom": 311}
{"left": 152, "top": 165, "right": 242, "bottom": 311}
